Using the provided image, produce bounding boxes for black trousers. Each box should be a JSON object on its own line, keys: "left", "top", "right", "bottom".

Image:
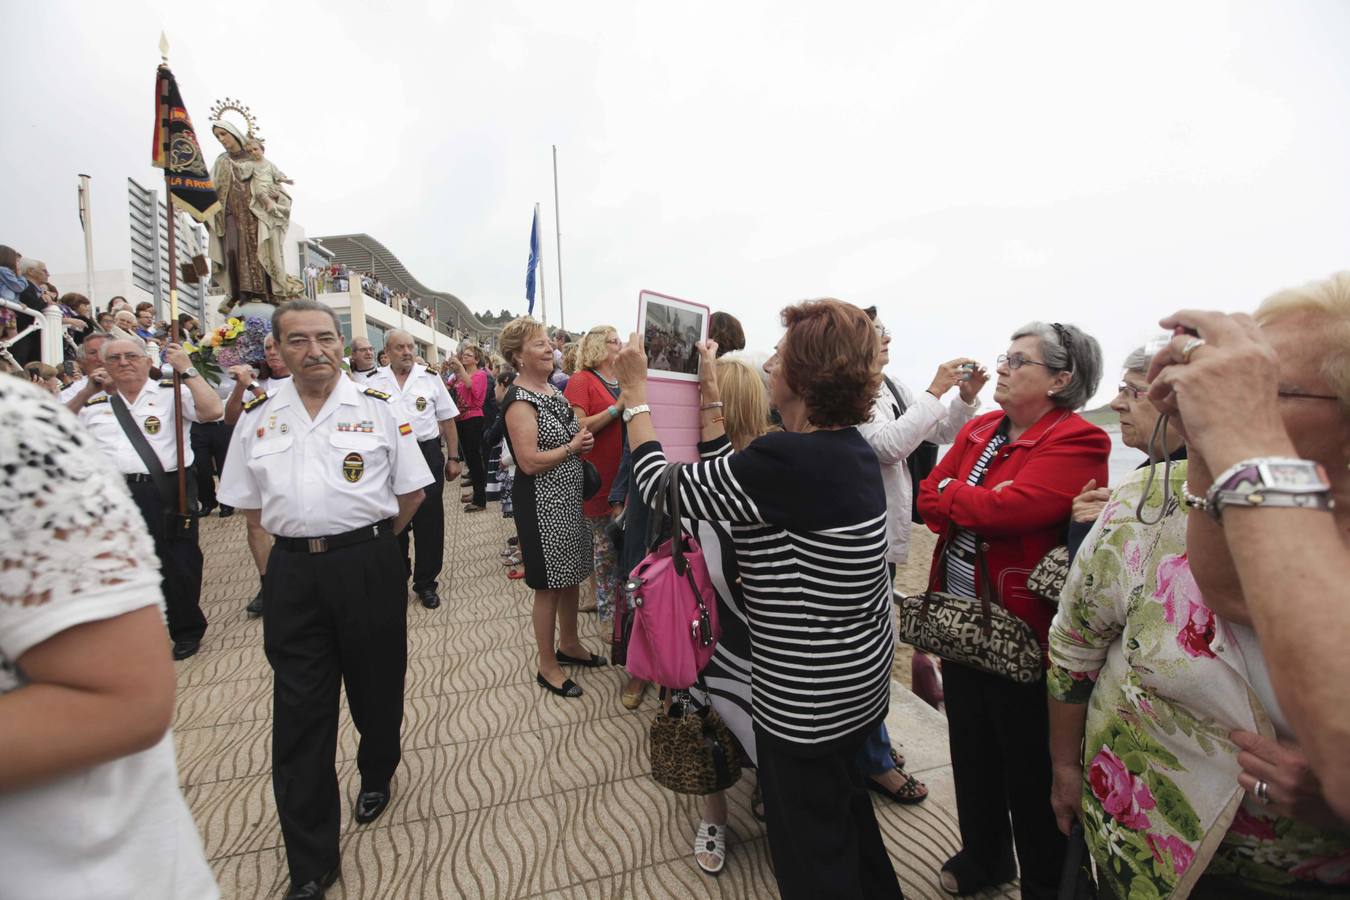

{"left": 263, "top": 530, "right": 408, "bottom": 883}
{"left": 456, "top": 416, "right": 486, "bottom": 507}
{"left": 126, "top": 475, "right": 207, "bottom": 644}
{"left": 944, "top": 662, "right": 1065, "bottom": 896}
{"left": 399, "top": 438, "right": 445, "bottom": 592}
{"left": 189, "top": 420, "right": 233, "bottom": 508}
{"left": 756, "top": 725, "right": 904, "bottom": 900}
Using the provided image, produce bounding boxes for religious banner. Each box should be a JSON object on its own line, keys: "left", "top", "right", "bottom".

{"left": 151, "top": 64, "right": 221, "bottom": 222}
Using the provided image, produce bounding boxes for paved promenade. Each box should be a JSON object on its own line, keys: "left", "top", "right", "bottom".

{"left": 174, "top": 505, "right": 1018, "bottom": 899}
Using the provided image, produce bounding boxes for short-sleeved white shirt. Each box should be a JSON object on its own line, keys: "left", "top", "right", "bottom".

{"left": 364, "top": 364, "right": 459, "bottom": 441}
{"left": 77, "top": 378, "right": 205, "bottom": 474}
{"left": 217, "top": 376, "right": 434, "bottom": 538}
{"left": 0, "top": 378, "right": 219, "bottom": 900}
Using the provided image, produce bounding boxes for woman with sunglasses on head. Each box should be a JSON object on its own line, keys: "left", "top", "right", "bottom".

{"left": 916, "top": 322, "right": 1109, "bottom": 898}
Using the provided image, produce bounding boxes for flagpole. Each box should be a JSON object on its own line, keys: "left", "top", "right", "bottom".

{"left": 159, "top": 34, "right": 188, "bottom": 518}
{"left": 78, "top": 174, "right": 96, "bottom": 303}
{"left": 552, "top": 145, "right": 564, "bottom": 331}
{"left": 536, "top": 202, "right": 547, "bottom": 327}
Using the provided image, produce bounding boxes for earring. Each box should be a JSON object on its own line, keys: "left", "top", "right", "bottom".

{"left": 1047, "top": 390, "right": 1055, "bottom": 397}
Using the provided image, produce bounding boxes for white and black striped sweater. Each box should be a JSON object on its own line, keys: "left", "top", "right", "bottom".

{"left": 633, "top": 430, "right": 893, "bottom": 756}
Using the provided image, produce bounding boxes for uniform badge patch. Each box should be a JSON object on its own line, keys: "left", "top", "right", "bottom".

{"left": 280, "top": 423, "right": 289, "bottom": 434}
{"left": 398, "top": 423, "right": 413, "bottom": 436}
{"left": 342, "top": 452, "right": 365, "bottom": 483}
{"left": 256, "top": 427, "right": 265, "bottom": 438}
{"left": 144, "top": 416, "right": 162, "bottom": 435}
{"left": 415, "top": 396, "right": 427, "bottom": 412}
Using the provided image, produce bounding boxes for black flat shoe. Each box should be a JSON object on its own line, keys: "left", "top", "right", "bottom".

{"left": 417, "top": 588, "right": 440, "bottom": 609}
{"left": 537, "top": 673, "right": 583, "bottom": 698}
{"left": 556, "top": 649, "right": 609, "bottom": 668}
{"left": 218, "top": 504, "right": 235, "bottom": 518}
{"left": 246, "top": 591, "right": 264, "bottom": 618}
{"left": 354, "top": 787, "right": 390, "bottom": 824}
{"left": 171, "top": 640, "right": 200, "bottom": 661}
{"left": 938, "top": 851, "right": 1016, "bottom": 896}
{"left": 284, "top": 866, "right": 340, "bottom": 899}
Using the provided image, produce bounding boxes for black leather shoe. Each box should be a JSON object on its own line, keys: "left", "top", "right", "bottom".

{"left": 417, "top": 588, "right": 440, "bottom": 609}
{"left": 218, "top": 504, "right": 235, "bottom": 518}
{"left": 246, "top": 591, "right": 264, "bottom": 618}
{"left": 284, "top": 866, "right": 339, "bottom": 899}
{"left": 171, "top": 640, "right": 200, "bottom": 661}
{"left": 354, "top": 787, "right": 390, "bottom": 824}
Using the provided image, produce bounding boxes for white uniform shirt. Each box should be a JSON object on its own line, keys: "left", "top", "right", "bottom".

{"left": 59, "top": 375, "right": 88, "bottom": 404}
{"left": 77, "top": 378, "right": 204, "bottom": 474}
{"left": 347, "top": 365, "right": 379, "bottom": 384}
{"left": 857, "top": 379, "right": 978, "bottom": 564}
{"left": 364, "top": 364, "right": 459, "bottom": 441}
{"left": 217, "top": 376, "right": 433, "bottom": 538}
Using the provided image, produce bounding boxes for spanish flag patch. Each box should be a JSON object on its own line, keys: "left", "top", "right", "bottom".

{"left": 399, "top": 423, "right": 413, "bottom": 436}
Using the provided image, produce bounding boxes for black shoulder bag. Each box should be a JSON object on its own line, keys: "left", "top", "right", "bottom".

{"left": 109, "top": 394, "right": 199, "bottom": 538}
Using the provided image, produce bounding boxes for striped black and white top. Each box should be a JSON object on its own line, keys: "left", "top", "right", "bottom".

{"left": 633, "top": 431, "right": 892, "bottom": 756}
{"left": 944, "top": 424, "right": 1009, "bottom": 598}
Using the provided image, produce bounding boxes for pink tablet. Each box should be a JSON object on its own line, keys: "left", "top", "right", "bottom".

{"left": 637, "top": 290, "right": 710, "bottom": 463}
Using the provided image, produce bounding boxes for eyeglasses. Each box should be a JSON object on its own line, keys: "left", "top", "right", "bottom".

{"left": 1277, "top": 388, "right": 1341, "bottom": 402}
{"left": 997, "top": 353, "right": 1055, "bottom": 371}
{"left": 1117, "top": 381, "right": 1146, "bottom": 400}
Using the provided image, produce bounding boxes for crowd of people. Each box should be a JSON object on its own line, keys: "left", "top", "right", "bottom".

{"left": 2, "top": 242, "right": 1349, "bottom": 900}
{"left": 303, "top": 263, "right": 436, "bottom": 325}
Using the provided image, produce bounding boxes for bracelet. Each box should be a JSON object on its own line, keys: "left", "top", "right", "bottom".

{"left": 700, "top": 401, "right": 724, "bottom": 411}
{"left": 607, "top": 405, "right": 619, "bottom": 419}
{"left": 1179, "top": 480, "right": 1208, "bottom": 511}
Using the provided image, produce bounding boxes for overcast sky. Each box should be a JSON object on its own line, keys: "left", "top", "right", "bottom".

{"left": 5, "top": 0, "right": 1349, "bottom": 404}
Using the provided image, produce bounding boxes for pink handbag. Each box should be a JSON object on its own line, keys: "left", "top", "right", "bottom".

{"left": 624, "top": 463, "right": 720, "bottom": 689}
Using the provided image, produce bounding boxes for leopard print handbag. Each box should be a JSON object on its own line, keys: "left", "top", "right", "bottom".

{"left": 650, "top": 691, "right": 742, "bottom": 795}
{"left": 897, "top": 541, "right": 1043, "bottom": 684}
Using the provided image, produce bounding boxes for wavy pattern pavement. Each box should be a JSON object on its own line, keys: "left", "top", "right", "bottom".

{"left": 176, "top": 494, "right": 1018, "bottom": 898}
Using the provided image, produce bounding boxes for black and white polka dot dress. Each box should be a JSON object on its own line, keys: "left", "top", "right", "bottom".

{"left": 502, "top": 385, "right": 593, "bottom": 590}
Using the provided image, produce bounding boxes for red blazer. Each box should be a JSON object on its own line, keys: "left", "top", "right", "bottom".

{"left": 916, "top": 407, "right": 1110, "bottom": 647}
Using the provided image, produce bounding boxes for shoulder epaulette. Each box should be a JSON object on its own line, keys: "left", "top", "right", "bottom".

{"left": 363, "top": 388, "right": 391, "bottom": 401}
{"left": 85, "top": 394, "right": 109, "bottom": 406}
{"left": 242, "top": 394, "right": 269, "bottom": 412}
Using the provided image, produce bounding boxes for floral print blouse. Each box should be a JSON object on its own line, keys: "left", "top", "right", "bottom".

{"left": 1048, "top": 462, "right": 1350, "bottom": 899}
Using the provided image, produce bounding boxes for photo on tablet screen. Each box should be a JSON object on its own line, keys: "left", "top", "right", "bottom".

{"left": 640, "top": 292, "right": 707, "bottom": 382}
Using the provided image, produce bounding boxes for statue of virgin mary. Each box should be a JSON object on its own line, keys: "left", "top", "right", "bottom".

{"left": 207, "top": 105, "right": 300, "bottom": 310}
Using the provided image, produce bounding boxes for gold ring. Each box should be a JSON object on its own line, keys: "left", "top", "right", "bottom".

{"left": 1180, "top": 336, "right": 1207, "bottom": 364}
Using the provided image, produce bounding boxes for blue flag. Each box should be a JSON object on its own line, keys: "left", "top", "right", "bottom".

{"left": 525, "top": 208, "right": 540, "bottom": 313}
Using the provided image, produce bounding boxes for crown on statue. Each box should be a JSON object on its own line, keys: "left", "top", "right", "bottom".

{"left": 208, "top": 97, "right": 262, "bottom": 141}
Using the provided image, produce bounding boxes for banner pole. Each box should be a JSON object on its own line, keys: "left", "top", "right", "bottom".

{"left": 537, "top": 202, "right": 547, "bottom": 327}
{"left": 552, "top": 146, "right": 564, "bottom": 331}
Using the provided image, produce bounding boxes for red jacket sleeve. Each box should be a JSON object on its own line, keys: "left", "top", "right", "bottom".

{"left": 916, "top": 421, "right": 969, "bottom": 533}
{"left": 931, "top": 425, "right": 1111, "bottom": 538}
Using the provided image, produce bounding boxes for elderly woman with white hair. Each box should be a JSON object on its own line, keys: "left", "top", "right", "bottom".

{"left": 916, "top": 321, "right": 1111, "bottom": 897}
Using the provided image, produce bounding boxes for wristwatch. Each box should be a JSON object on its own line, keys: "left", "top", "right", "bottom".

{"left": 1205, "top": 457, "right": 1333, "bottom": 522}
{"left": 937, "top": 477, "right": 955, "bottom": 495}
{"left": 182, "top": 366, "right": 200, "bottom": 379}
{"left": 622, "top": 403, "right": 652, "bottom": 423}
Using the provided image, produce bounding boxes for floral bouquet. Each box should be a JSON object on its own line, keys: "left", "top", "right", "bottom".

{"left": 184, "top": 315, "right": 270, "bottom": 385}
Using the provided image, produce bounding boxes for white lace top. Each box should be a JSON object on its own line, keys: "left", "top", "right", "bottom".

{"left": 0, "top": 378, "right": 218, "bottom": 898}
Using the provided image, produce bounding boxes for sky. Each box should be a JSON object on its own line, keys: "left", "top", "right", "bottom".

{"left": 5, "top": 0, "right": 1350, "bottom": 406}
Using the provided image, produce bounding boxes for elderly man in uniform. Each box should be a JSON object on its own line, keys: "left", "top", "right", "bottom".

{"left": 73, "top": 337, "right": 223, "bottom": 660}
{"left": 217, "top": 299, "right": 432, "bottom": 900}
{"left": 366, "top": 329, "right": 463, "bottom": 608}
{"left": 347, "top": 335, "right": 378, "bottom": 382}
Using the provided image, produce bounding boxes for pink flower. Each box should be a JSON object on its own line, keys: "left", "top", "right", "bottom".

{"left": 1146, "top": 833, "right": 1196, "bottom": 876}
{"left": 1122, "top": 539, "right": 1145, "bottom": 576}
{"left": 1229, "top": 806, "right": 1278, "bottom": 841}
{"left": 1155, "top": 554, "right": 1217, "bottom": 659}
{"left": 1088, "top": 746, "right": 1156, "bottom": 830}
{"left": 1291, "top": 848, "right": 1350, "bottom": 885}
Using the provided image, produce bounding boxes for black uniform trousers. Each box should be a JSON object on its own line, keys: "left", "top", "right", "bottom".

{"left": 263, "top": 530, "right": 407, "bottom": 884}
{"left": 755, "top": 724, "right": 904, "bottom": 900}
{"left": 126, "top": 475, "right": 207, "bottom": 644}
{"left": 944, "top": 662, "right": 1065, "bottom": 898}
{"left": 456, "top": 416, "right": 487, "bottom": 507}
{"left": 189, "top": 420, "right": 233, "bottom": 509}
{"left": 399, "top": 438, "right": 445, "bottom": 592}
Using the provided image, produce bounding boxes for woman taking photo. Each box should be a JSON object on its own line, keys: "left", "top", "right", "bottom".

{"left": 617, "top": 299, "right": 903, "bottom": 900}
{"left": 499, "top": 317, "right": 606, "bottom": 699}
{"left": 447, "top": 342, "right": 490, "bottom": 512}
{"left": 563, "top": 326, "right": 627, "bottom": 626}
{"left": 916, "top": 321, "right": 1109, "bottom": 898}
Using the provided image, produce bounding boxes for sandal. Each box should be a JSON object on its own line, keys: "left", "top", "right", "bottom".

{"left": 938, "top": 851, "right": 1016, "bottom": 896}
{"left": 620, "top": 680, "right": 648, "bottom": 710}
{"left": 556, "top": 648, "right": 609, "bottom": 667}
{"left": 866, "top": 769, "right": 929, "bottom": 805}
{"left": 536, "top": 672, "right": 583, "bottom": 698}
{"left": 750, "top": 779, "right": 766, "bottom": 822}
{"left": 501, "top": 553, "right": 522, "bottom": 566}
{"left": 890, "top": 745, "right": 906, "bottom": 770}
{"left": 693, "top": 820, "right": 727, "bottom": 876}
{"left": 507, "top": 569, "right": 525, "bottom": 580}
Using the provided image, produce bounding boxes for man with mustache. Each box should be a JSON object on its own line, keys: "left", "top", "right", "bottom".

{"left": 217, "top": 299, "right": 432, "bottom": 900}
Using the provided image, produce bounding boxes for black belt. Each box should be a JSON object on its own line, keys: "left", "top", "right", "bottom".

{"left": 126, "top": 472, "right": 179, "bottom": 483}
{"left": 194, "top": 420, "right": 227, "bottom": 426}
{"left": 274, "top": 520, "right": 394, "bottom": 554}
